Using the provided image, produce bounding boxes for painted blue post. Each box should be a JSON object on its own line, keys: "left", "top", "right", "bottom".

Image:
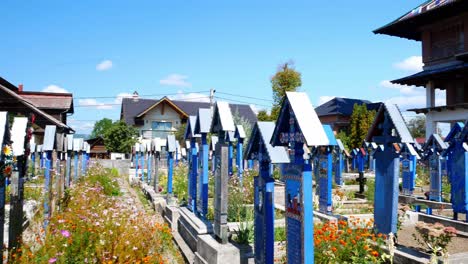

{"left": 248, "top": 159, "right": 254, "bottom": 170}
{"left": 270, "top": 92, "right": 330, "bottom": 264}
{"left": 237, "top": 139, "right": 243, "bottom": 181}
{"left": 317, "top": 147, "right": 333, "bottom": 213}
{"left": 40, "top": 151, "right": 44, "bottom": 168}
{"left": 334, "top": 149, "right": 343, "bottom": 186}
{"left": 228, "top": 141, "right": 233, "bottom": 175}
{"left": 367, "top": 104, "right": 413, "bottom": 235}
{"left": 31, "top": 152, "right": 36, "bottom": 177}
{"left": 148, "top": 152, "right": 152, "bottom": 184}
{"left": 401, "top": 143, "right": 418, "bottom": 196}
{"left": 429, "top": 153, "right": 442, "bottom": 202}
{"left": 167, "top": 151, "right": 173, "bottom": 194}
{"left": 142, "top": 152, "right": 146, "bottom": 182}
{"left": 443, "top": 122, "right": 468, "bottom": 220}
{"left": 44, "top": 151, "right": 52, "bottom": 227}
{"left": 189, "top": 139, "right": 198, "bottom": 212}
{"left": 198, "top": 134, "right": 209, "bottom": 217}
{"left": 135, "top": 151, "right": 139, "bottom": 179}
{"left": 66, "top": 152, "right": 71, "bottom": 187}
{"left": 81, "top": 151, "right": 86, "bottom": 176}
{"left": 74, "top": 151, "right": 78, "bottom": 181}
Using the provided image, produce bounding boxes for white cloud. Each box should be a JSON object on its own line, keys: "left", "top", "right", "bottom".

{"left": 67, "top": 119, "right": 95, "bottom": 135}
{"left": 114, "top": 92, "right": 133, "bottom": 104}
{"left": 78, "top": 98, "right": 113, "bottom": 110}
{"left": 384, "top": 90, "right": 446, "bottom": 111}
{"left": 379, "top": 80, "right": 421, "bottom": 95}
{"left": 96, "top": 60, "right": 113, "bottom": 71}
{"left": 160, "top": 74, "right": 192, "bottom": 87}
{"left": 42, "top": 85, "right": 69, "bottom": 93}
{"left": 170, "top": 90, "right": 210, "bottom": 102}
{"left": 393, "top": 56, "right": 423, "bottom": 72}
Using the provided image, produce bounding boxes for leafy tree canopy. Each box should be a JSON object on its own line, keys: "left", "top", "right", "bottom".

{"left": 90, "top": 118, "right": 113, "bottom": 138}
{"left": 103, "top": 121, "right": 138, "bottom": 153}
{"left": 270, "top": 62, "right": 302, "bottom": 121}
{"left": 349, "top": 104, "right": 376, "bottom": 148}
{"left": 407, "top": 116, "right": 425, "bottom": 138}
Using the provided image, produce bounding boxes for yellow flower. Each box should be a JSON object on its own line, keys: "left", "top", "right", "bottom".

{"left": 3, "top": 146, "right": 11, "bottom": 156}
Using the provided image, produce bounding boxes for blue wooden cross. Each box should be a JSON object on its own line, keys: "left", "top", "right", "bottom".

{"left": 0, "top": 112, "right": 10, "bottom": 247}
{"left": 134, "top": 143, "right": 140, "bottom": 179}
{"left": 246, "top": 121, "right": 289, "bottom": 264}
{"left": 30, "top": 143, "right": 36, "bottom": 178}
{"left": 334, "top": 139, "right": 347, "bottom": 186}
{"left": 226, "top": 131, "right": 235, "bottom": 176}
{"left": 195, "top": 108, "right": 212, "bottom": 218}
{"left": 210, "top": 136, "right": 218, "bottom": 174}
{"left": 43, "top": 125, "right": 57, "bottom": 228}
{"left": 423, "top": 134, "right": 447, "bottom": 202}
{"left": 147, "top": 141, "right": 152, "bottom": 184}
{"left": 271, "top": 92, "right": 329, "bottom": 264}
{"left": 65, "top": 135, "right": 73, "bottom": 187}
{"left": 73, "top": 138, "right": 82, "bottom": 180}
{"left": 185, "top": 115, "right": 200, "bottom": 212}
{"left": 366, "top": 103, "right": 413, "bottom": 235}
{"left": 443, "top": 122, "right": 468, "bottom": 221}
{"left": 235, "top": 125, "right": 246, "bottom": 183}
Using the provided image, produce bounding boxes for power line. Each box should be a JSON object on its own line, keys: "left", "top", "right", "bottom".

{"left": 214, "top": 96, "right": 271, "bottom": 108}
{"left": 74, "top": 96, "right": 211, "bottom": 107}
{"left": 216, "top": 91, "right": 274, "bottom": 102}
{"left": 73, "top": 90, "right": 210, "bottom": 100}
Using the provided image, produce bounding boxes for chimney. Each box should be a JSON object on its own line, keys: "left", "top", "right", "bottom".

{"left": 18, "top": 84, "right": 23, "bottom": 92}
{"left": 132, "top": 91, "right": 139, "bottom": 102}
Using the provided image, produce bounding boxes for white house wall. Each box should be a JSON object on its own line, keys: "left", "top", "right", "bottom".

{"left": 138, "top": 103, "right": 182, "bottom": 137}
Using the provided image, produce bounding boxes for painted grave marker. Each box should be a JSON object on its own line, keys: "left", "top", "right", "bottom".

{"left": 66, "top": 134, "right": 73, "bottom": 187}
{"left": 194, "top": 108, "right": 212, "bottom": 217}
{"left": 316, "top": 124, "right": 337, "bottom": 214}
{"left": 210, "top": 101, "right": 235, "bottom": 243}
{"left": 0, "top": 112, "right": 10, "bottom": 248}
{"left": 334, "top": 139, "right": 346, "bottom": 185}
{"left": 366, "top": 103, "right": 413, "bottom": 234}
{"left": 401, "top": 143, "right": 419, "bottom": 196}
{"left": 235, "top": 124, "right": 246, "bottom": 182}
{"left": 43, "top": 125, "right": 56, "bottom": 226}
{"left": 166, "top": 134, "right": 176, "bottom": 203}
{"left": 210, "top": 136, "right": 218, "bottom": 173}
{"left": 185, "top": 115, "right": 200, "bottom": 212}
{"left": 443, "top": 122, "right": 468, "bottom": 220}
{"left": 73, "top": 138, "right": 83, "bottom": 180}
{"left": 423, "top": 134, "right": 447, "bottom": 202}
{"left": 226, "top": 131, "right": 236, "bottom": 176}
{"left": 246, "top": 121, "right": 289, "bottom": 264}
{"left": 271, "top": 92, "right": 329, "bottom": 264}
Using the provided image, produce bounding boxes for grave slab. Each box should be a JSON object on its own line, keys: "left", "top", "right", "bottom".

{"left": 177, "top": 206, "right": 213, "bottom": 252}
{"left": 194, "top": 234, "right": 253, "bottom": 264}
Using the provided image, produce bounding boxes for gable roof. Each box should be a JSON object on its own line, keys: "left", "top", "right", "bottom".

{"left": 194, "top": 108, "right": 212, "bottom": 134}
{"left": 315, "top": 97, "right": 381, "bottom": 116}
{"left": 185, "top": 115, "right": 200, "bottom": 139}
{"left": 121, "top": 97, "right": 257, "bottom": 126}
{"left": 366, "top": 103, "right": 414, "bottom": 144}
{"left": 245, "top": 121, "right": 289, "bottom": 163}
{"left": 20, "top": 91, "right": 74, "bottom": 114}
{"left": 373, "top": 0, "right": 465, "bottom": 41}
{"left": 136, "top": 97, "right": 188, "bottom": 119}
{"left": 271, "top": 92, "right": 328, "bottom": 147}
{"left": 424, "top": 133, "right": 447, "bottom": 152}
{"left": 322, "top": 124, "right": 337, "bottom": 146}
{"left": 211, "top": 101, "right": 235, "bottom": 133}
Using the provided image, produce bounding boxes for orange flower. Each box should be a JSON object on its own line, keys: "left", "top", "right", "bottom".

{"left": 331, "top": 247, "right": 337, "bottom": 252}
{"left": 371, "top": 251, "right": 379, "bottom": 257}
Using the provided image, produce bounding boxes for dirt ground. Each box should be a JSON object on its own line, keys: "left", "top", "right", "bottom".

{"left": 397, "top": 225, "right": 468, "bottom": 255}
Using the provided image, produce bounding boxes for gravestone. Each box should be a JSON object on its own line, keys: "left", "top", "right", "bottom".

{"left": 146, "top": 141, "right": 152, "bottom": 184}
{"left": 30, "top": 142, "right": 36, "bottom": 178}
{"left": 166, "top": 134, "right": 176, "bottom": 204}
{"left": 82, "top": 142, "right": 89, "bottom": 176}
{"left": 356, "top": 147, "right": 367, "bottom": 195}
{"left": 401, "top": 143, "right": 419, "bottom": 196}
{"left": 210, "top": 101, "right": 235, "bottom": 244}
{"left": 73, "top": 138, "right": 83, "bottom": 180}
{"left": 235, "top": 125, "right": 246, "bottom": 182}
{"left": 316, "top": 124, "right": 337, "bottom": 214}
{"left": 175, "top": 140, "right": 181, "bottom": 166}
{"left": 226, "top": 131, "right": 236, "bottom": 176}
{"left": 195, "top": 108, "right": 212, "bottom": 217}
{"left": 185, "top": 115, "right": 200, "bottom": 213}
{"left": 210, "top": 135, "right": 218, "bottom": 173}
{"left": 423, "top": 134, "right": 447, "bottom": 202}
{"left": 0, "top": 112, "right": 10, "bottom": 248}
{"left": 443, "top": 122, "right": 468, "bottom": 220}
{"left": 9, "top": 117, "right": 30, "bottom": 248}
{"left": 368, "top": 142, "right": 378, "bottom": 172}
{"left": 366, "top": 103, "right": 413, "bottom": 234}
{"left": 66, "top": 135, "right": 73, "bottom": 187}
{"left": 152, "top": 137, "right": 163, "bottom": 191}
{"left": 134, "top": 142, "right": 140, "bottom": 179}
{"left": 334, "top": 139, "right": 346, "bottom": 186}
{"left": 246, "top": 121, "right": 289, "bottom": 264}
{"left": 271, "top": 92, "right": 329, "bottom": 264}
{"left": 140, "top": 142, "right": 146, "bottom": 181}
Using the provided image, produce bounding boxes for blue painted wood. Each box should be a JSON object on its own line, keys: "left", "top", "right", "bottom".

{"left": 167, "top": 152, "right": 173, "bottom": 194}
{"left": 248, "top": 159, "right": 253, "bottom": 170}
{"left": 66, "top": 152, "right": 71, "bottom": 187}
{"left": 198, "top": 134, "right": 209, "bottom": 217}
{"left": 142, "top": 152, "right": 146, "bottom": 181}
{"left": 401, "top": 145, "right": 417, "bottom": 196}
{"left": 148, "top": 153, "right": 152, "bottom": 184}
{"left": 74, "top": 151, "right": 78, "bottom": 181}
{"left": 429, "top": 154, "right": 442, "bottom": 202}
{"left": 237, "top": 139, "right": 244, "bottom": 182}
{"left": 189, "top": 138, "right": 198, "bottom": 212}
{"left": 317, "top": 148, "right": 333, "bottom": 214}
{"left": 334, "top": 149, "right": 343, "bottom": 186}
{"left": 31, "top": 153, "right": 36, "bottom": 177}
{"left": 228, "top": 142, "right": 233, "bottom": 175}
{"left": 135, "top": 152, "right": 139, "bottom": 179}
{"left": 81, "top": 152, "right": 86, "bottom": 176}
{"left": 44, "top": 151, "right": 52, "bottom": 228}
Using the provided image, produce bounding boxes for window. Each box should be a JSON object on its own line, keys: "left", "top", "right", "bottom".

{"left": 152, "top": 121, "right": 172, "bottom": 131}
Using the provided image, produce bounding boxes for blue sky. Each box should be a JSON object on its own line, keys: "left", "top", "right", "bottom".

{"left": 1, "top": 0, "right": 438, "bottom": 134}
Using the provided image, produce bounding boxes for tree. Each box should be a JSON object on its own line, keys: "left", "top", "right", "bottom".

{"left": 103, "top": 121, "right": 138, "bottom": 153}
{"left": 336, "top": 130, "right": 351, "bottom": 152}
{"left": 407, "top": 116, "right": 425, "bottom": 138}
{"left": 90, "top": 118, "right": 113, "bottom": 138}
{"left": 257, "top": 110, "right": 271, "bottom": 121}
{"left": 175, "top": 122, "right": 187, "bottom": 145}
{"left": 348, "top": 104, "right": 376, "bottom": 148}
{"left": 270, "top": 62, "right": 302, "bottom": 121}
{"left": 232, "top": 109, "right": 252, "bottom": 150}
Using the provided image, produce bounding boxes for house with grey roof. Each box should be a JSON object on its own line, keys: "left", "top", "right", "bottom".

{"left": 120, "top": 93, "right": 257, "bottom": 139}
{"left": 315, "top": 97, "right": 382, "bottom": 134}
